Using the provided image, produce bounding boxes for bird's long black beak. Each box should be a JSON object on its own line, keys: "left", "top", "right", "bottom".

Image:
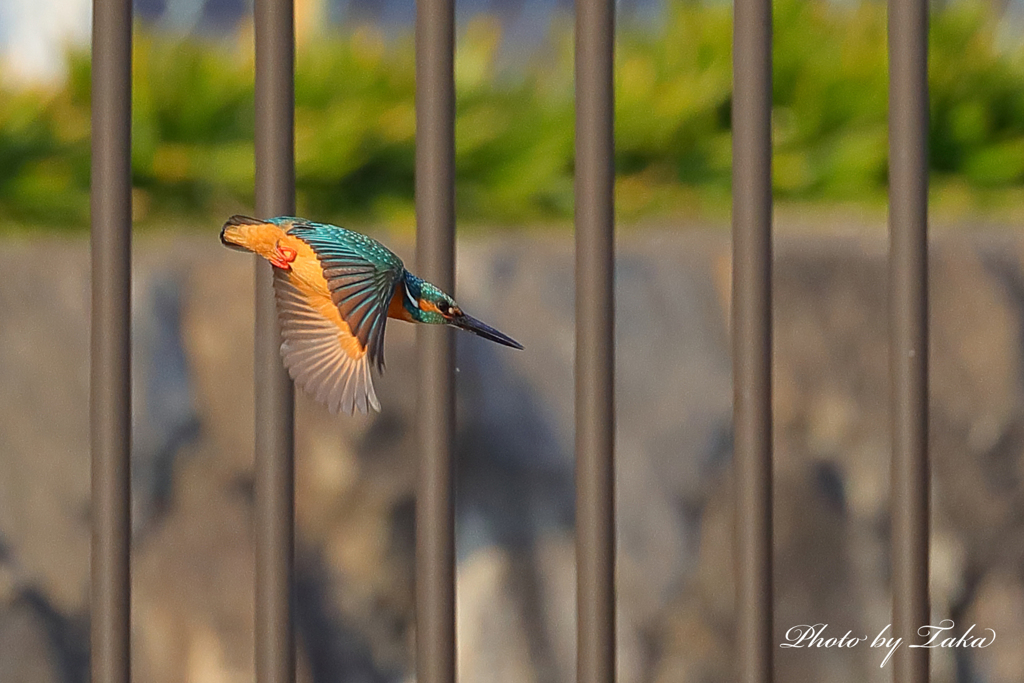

{"left": 452, "top": 313, "right": 524, "bottom": 350}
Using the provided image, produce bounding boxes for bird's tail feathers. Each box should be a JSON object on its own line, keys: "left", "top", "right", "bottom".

{"left": 224, "top": 214, "right": 264, "bottom": 227}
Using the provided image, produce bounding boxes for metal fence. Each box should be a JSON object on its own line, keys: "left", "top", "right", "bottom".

{"left": 88, "top": 0, "right": 930, "bottom": 679}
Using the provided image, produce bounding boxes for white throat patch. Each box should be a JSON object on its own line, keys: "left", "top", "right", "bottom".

{"left": 404, "top": 281, "right": 421, "bottom": 310}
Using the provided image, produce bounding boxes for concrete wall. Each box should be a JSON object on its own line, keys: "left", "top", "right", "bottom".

{"left": 1, "top": 228, "right": 1022, "bottom": 682}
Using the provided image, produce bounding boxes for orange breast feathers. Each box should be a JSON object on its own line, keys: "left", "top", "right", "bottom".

{"left": 281, "top": 249, "right": 367, "bottom": 360}
{"left": 230, "top": 222, "right": 367, "bottom": 360}
{"left": 283, "top": 260, "right": 368, "bottom": 360}
{"left": 228, "top": 223, "right": 314, "bottom": 283}
{"left": 387, "top": 286, "right": 416, "bottom": 322}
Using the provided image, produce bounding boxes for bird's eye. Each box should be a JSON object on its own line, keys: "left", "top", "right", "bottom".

{"left": 437, "top": 301, "right": 451, "bottom": 316}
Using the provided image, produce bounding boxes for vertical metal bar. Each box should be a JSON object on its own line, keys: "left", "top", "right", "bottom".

{"left": 254, "top": 0, "right": 296, "bottom": 679}
{"left": 574, "top": 0, "right": 616, "bottom": 681}
{"left": 415, "top": 0, "right": 456, "bottom": 681}
{"left": 732, "top": 0, "right": 773, "bottom": 677}
{"left": 90, "top": 0, "right": 132, "bottom": 677}
{"left": 888, "top": 0, "right": 929, "bottom": 677}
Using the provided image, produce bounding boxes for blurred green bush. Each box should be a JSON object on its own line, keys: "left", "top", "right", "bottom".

{"left": 2, "top": 0, "right": 1024, "bottom": 230}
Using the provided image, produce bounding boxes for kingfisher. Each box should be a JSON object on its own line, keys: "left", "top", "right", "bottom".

{"left": 220, "top": 215, "right": 523, "bottom": 415}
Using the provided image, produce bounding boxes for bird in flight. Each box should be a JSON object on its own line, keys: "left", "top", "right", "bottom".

{"left": 220, "top": 215, "right": 523, "bottom": 415}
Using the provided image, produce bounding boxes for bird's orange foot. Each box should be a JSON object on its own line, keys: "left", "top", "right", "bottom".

{"left": 270, "top": 242, "right": 297, "bottom": 270}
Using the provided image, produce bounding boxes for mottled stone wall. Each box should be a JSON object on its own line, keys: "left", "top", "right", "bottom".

{"left": 1, "top": 230, "right": 1023, "bottom": 683}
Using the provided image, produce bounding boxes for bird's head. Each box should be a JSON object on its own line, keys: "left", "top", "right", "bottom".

{"left": 402, "top": 274, "right": 523, "bottom": 350}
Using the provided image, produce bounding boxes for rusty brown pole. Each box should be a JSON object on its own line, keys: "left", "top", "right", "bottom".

{"left": 575, "top": 0, "right": 616, "bottom": 681}
{"left": 888, "top": 0, "right": 930, "bottom": 677}
{"left": 90, "top": 0, "right": 133, "bottom": 678}
{"left": 732, "top": 0, "right": 773, "bottom": 677}
{"left": 254, "top": 0, "right": 296, "bottom": 678}
{"left": 415, "top": 0, "right": 456, "bottom": 680}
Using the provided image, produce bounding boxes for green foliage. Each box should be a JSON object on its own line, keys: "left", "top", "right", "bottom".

{"left": 3, "top": 0, "right": 1024, "bottom": 229}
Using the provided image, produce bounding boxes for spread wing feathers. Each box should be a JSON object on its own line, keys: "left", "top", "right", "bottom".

{"left": 273, "top": 270, "right": 381, "bottom": 415}
{"left": 286, "top": 222, "right": 404, "bottom": 372}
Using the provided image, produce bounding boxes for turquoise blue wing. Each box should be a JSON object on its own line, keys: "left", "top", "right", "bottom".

{"left": 286, "top": 221, "right": 405, "bottom": 371}
{"left": 274, "top": 269, "right": 380, "bottom": 414}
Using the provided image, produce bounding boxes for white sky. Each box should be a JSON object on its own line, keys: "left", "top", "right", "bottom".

{"left": 0, "top": 0, "right": 91, "bottom": 84}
